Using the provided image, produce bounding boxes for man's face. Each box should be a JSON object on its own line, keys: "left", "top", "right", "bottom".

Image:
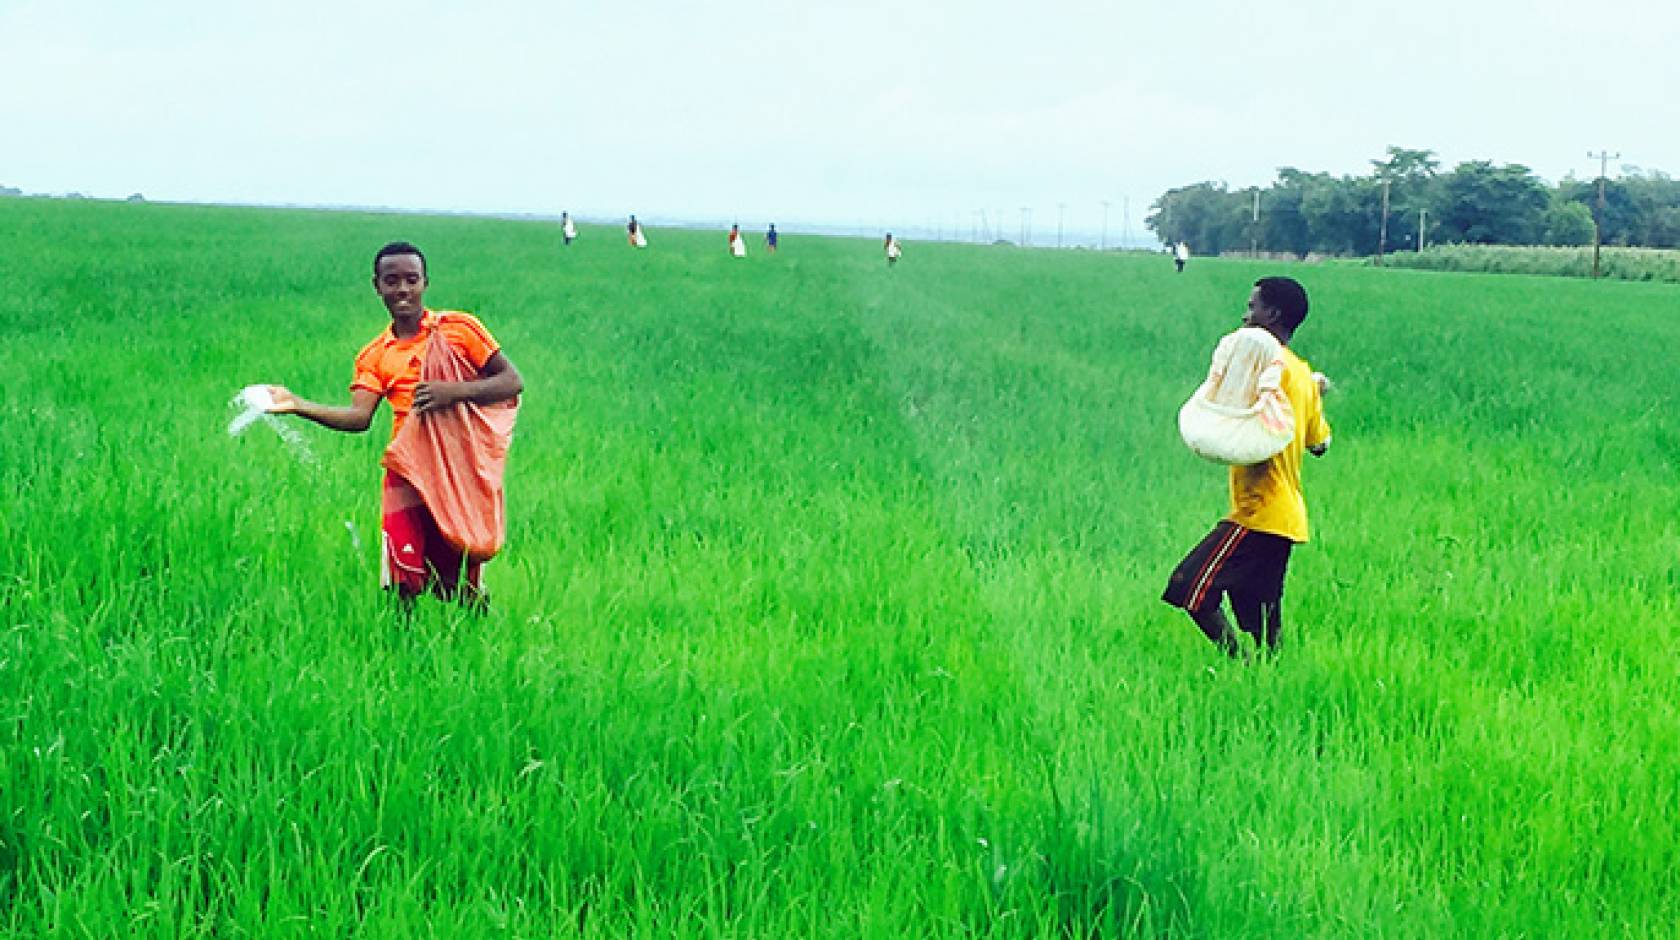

{"left": 1242, "top": 287, "right": 1276, "bottom": 329}
{"left": 374, "top": 253, "right": 427, "bottom": 319}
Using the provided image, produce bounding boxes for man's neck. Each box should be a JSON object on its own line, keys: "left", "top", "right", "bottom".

{"left": 390, "top": 310, "right": 426, "bottom": 339}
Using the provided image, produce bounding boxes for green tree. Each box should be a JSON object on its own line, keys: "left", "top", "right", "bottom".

{"left": 1617, "top": 171, "right": 1680, "bottom": 246}
{"left": 1261, "top": 168, "right": 1327, "bottom": 257}
{"left": 1146, "top": 182, "right": 1249, "bottom": 255}
{"left": 1371, "top": 146, "right": 1440, "bottom": 252}
{"left": 1432, "top": 161, "right": 1548, "bottom": 244}
{"left": 1650, "top": 206, "right": 1680, "bottom": 249}
{"left": 1552, "top": 170, "right": 1680, "bottom": 248}
{"left": 1302, "top": 176, "right": 1383, "bottom": 255}
{"left": 1542, "top": 201, "right": 1595, "bottom": 246}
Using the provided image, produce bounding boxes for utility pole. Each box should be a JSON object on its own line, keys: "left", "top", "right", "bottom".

{"left": 1100, "top": 200, "right": 1111, "bottom": 250}
{"left": 1020, "top": 207, "right": 1032, "bottom": 247}
{"left": 1250, "top": 188, "right": 1261, "bottom": 257}
{"left": 1122, "top": 196, "right": 1131, "bottom": 249}
{"left": 1376, "top": 178, "right": 1391, "bottom": 265}
{"left": 1587, "top": 149, "right": 1620, "bottom": 279}
{"left": 1056, "top": 203, "right": 1066, "bottom": 249}
{"left": 1417, "top": 208, "right": 1427, "bottom": 252}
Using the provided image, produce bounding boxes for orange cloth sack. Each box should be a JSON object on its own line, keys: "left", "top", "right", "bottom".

{"left": 381, "top": 327, "right": 518, "bottom": 563}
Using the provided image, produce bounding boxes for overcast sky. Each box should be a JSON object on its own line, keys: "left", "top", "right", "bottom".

{"left": 3, "top": 0, "right": 1675, "bottom": 242}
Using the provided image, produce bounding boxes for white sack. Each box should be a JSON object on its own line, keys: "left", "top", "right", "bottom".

{"left": 1178, "top": 326, "right": 1295, "bottom": 465}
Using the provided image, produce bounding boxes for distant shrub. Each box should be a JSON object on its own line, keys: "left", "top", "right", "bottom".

{"left": 1381, "top": 244, "right": 1680, "bottom": 283}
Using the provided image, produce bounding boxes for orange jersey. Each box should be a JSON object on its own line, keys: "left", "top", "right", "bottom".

{"left": 351, "top": 310, "right": 500, "bottom": 439}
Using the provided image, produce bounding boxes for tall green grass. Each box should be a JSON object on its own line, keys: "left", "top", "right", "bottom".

{"left": 2, "top": 198, "right": 1678, "bottom": 937}
{"left": 1382, "top": 243, "right": 1680, "bottom": 282}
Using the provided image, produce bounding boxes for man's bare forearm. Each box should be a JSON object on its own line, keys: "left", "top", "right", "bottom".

{"left": 412, "top": 355, "right": 523, "bottom": 415}
{"left": 293, "top": 399, "right": 372, "bottom": 432}
{"left": 456, "top": 371, "right": 523, "bottom": 406}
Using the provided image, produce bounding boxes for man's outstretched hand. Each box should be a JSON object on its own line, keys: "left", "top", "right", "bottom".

{"left": 264, "top": 385, "right": 300, "bottom": 414}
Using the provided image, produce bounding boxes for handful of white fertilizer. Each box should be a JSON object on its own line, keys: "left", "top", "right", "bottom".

{"left": 227, "top": 385, "right": 276, "bottom": 435}
{"left": 228, "top": 385, "right": 315, "bottom": 465}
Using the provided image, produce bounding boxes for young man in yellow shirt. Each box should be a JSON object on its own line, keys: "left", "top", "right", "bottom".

{"left": 1163, "top": 276, "right": 1331, "bottom": 655}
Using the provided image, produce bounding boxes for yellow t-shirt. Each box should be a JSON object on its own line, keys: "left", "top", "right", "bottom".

{"left": 1228, "top": 347, "right": 1331, "bottom": 542}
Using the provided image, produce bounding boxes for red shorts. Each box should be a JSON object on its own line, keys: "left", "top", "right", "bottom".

{"left": 381, "top": 471, "right": 482, "bottom": 598}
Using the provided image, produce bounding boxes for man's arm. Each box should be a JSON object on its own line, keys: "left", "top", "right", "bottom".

{"left": 268, "top": 386, "right": 381, "bottom": 433}
{"left": 1307, "top": 372, "right": 1332, "bottom": 457}
{"left": 413, "top": 351, "right": 524, "bottom": 415}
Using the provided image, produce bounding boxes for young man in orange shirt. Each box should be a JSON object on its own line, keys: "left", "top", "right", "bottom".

{"left": 268, "top": 242, "right": 524, "bottom": 600}
{"left": 1163, "top": 276, "right": 1331, "bottom": 655}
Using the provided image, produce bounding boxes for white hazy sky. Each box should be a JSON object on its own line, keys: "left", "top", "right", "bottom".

{"left": 3, "top": 0, "right": 1676, "bottom": 241}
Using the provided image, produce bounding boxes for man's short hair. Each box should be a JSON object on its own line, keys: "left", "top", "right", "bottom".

{"left": 373, "top": 241, "right": 427, "bottom": 278}
{"left": 1254, "top": 276, "right": 1308, "bottom": 331}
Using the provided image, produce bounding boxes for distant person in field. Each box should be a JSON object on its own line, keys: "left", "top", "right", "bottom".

{"left": 765, "top": 223, "right": 778, "bottom": 253}
{"left": 265, "top": 242, "right": 524, "bottom": 603}
{"left": 729, "top": 223, "right": 746, "bottom": 258}
{"left": 627, "top": 215, "right": 648, "bottom": 248}
{"left": 1174, "top": 241, "right": 1190, "bottom": 273}
{"left": 1163, "top": 276, "right": 1330, "bottom": 656}
{"left": 885, "top": 233, "right": 902, "bottom": 266}
{"left": 561, "top": 211, "right": 577, "bottom": 246}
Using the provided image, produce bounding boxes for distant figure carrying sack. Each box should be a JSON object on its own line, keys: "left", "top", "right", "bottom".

{"left": 885, "top": 233, "right": 902, "bottom": 265}
{"left": 1178, "top": 325, "right": 1294, "bottom": 466}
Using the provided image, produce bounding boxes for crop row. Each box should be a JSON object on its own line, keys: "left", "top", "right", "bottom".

{"left": 1380, "top": 244, "right": 1680, "bottom": 282}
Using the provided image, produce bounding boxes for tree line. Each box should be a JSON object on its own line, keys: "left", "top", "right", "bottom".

{"left": 1147, "top": 147, "right": 1680, "bottom": 257}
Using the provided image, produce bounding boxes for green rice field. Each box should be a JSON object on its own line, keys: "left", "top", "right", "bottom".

{"left": 2, "top": 197, "right": 1677, "bottom": 937}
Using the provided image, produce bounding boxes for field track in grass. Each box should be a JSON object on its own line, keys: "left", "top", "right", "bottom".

{"left": 2, "top": 197, "right": 1678, "bottom": 937}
